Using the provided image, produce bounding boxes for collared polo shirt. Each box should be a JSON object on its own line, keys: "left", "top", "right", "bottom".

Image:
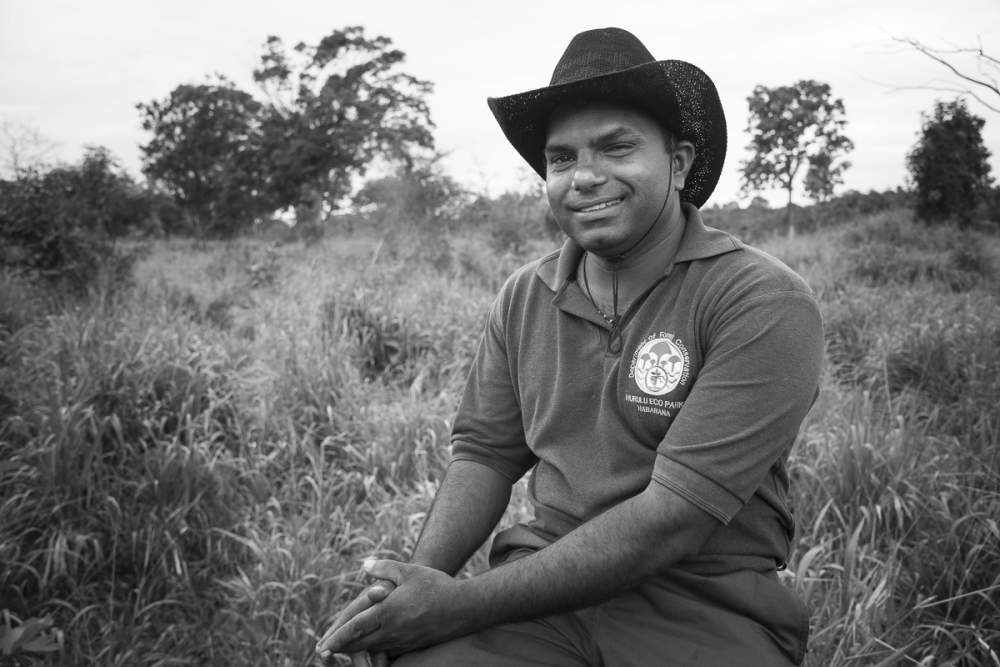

{"left": 451, "top": 204, "right": 824, "bottom": 576}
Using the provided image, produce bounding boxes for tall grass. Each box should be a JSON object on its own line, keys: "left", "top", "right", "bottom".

{"left": 2, "top": 210, "right": 998, "bottom": 665}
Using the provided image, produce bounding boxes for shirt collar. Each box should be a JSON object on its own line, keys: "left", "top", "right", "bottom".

{"left": 537, "top": 203, "right": 742, "bottom": 292}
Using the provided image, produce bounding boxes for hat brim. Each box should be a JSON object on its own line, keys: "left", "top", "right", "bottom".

{"left": 488, "top": 60, "right": 726, "bottom": 208}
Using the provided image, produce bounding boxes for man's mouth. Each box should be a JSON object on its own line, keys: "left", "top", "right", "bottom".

{"left": 574, "top": 197, "right": 624, "bottom": 213}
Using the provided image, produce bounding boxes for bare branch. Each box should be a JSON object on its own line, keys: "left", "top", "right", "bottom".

{"left": 893, "top": 36, "right": 1000, "bottom": 113}
{"left": 977, "top": 35, "right": 1000, "bottom": 68}
{"left": 890, "top": 83, "right": 1000, "bottom": 114}
{"left": 1, "top": 117, "right": 59, "bottom": 177}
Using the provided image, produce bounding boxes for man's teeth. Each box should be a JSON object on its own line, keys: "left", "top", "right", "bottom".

{"left": 580, "top": 198, "right": 622, "bottom": 212}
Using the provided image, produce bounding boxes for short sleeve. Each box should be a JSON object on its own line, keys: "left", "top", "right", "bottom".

{"left": 651, "top": 289, "right": 823, "bottom": 524}
{"left": 450, "top": 291, "right": 538, "bottom": 483}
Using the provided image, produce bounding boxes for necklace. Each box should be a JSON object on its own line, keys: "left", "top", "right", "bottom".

{"left": 582, "top": 253, "right": 620, "bottom": 327}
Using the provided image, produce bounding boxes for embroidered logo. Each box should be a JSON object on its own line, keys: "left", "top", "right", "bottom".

{"left": 629, "top": 333, "right": 690, "bottom": 396}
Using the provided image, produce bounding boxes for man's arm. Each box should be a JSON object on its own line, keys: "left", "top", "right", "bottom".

{"left": 315, "top": 459, "right": 514, "bottom": 661}
{"left": 320, "top": 477, "right": 715, "bottom": 656}
{"left": 410, "top": 459, "right": 514, "bottom": 573}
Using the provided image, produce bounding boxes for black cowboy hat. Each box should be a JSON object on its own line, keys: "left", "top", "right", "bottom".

{"left": 487, "top": 27, "right": 726, "bottom": 208}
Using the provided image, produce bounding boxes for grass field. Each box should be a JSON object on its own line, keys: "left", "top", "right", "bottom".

{"left": 1, "top": 209, "right": 999, "bottom": 665}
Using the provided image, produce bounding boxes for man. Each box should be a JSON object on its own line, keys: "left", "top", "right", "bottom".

{"left": 318, "top": 27, "right": 823, "bottom": 666}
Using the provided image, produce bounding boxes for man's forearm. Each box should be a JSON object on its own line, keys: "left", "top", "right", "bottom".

{"left": 410, "top": 459, "right": 514, "bottom": 575}
{"left": 451, "top": 480, "right": 716, "bottom": 635}
{"left": 319, "top": 475, "right": 718, "bottom": 657}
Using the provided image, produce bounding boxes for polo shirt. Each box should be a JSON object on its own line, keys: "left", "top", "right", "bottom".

{"left": 450, "top": 204, "right": 822, "bottom": 652}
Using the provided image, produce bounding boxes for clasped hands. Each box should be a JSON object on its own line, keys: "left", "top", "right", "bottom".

{"left": 316, "top": 559, "right": 468, "bottom": 665}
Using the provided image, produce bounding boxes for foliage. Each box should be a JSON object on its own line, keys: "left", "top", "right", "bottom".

{"left": 137, "top": 77, "right": 270, "bottom": 237}
{"left": 0, "top": 148, "right": 146, "bottom": 292}
{"left": 0, "top": 117, "right": 58, "bottom": 178}
{"left": 253, "top": 27, "right": 435, "bottom": 220}
{"left": 355, "top": 156, "right": 468, "bottom": 228}
{"left": 906, "top": 98, "right": 993, "bottom": 225}
{"left": 740, "top": 80, "right": 855, "bottom": 213}
{"left": 703, "top": 188, "right": 913, "bottom": 243}
{"left": 2, "top": 205, "right": 998, "bottom": 664}
{"left": 0, "top": 612, "right": 62, "bottom": 659}
{"left": 137, "top": 27, "right": 435, "bottom": 237}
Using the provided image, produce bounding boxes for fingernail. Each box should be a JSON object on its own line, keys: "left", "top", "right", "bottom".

{"left": 363, "top": 557, "right": 376, "bottom": 571}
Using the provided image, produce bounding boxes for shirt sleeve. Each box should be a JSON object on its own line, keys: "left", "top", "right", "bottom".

{"left": 450, "top": 290, "right": 538, "bottom": 483}
{"left": 651, "top": 289, "right": 823, "bottom": 524}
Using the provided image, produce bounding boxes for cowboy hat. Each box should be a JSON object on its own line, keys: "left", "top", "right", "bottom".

{"left": 487, "top": 27, "right": 726, "bottom": 208}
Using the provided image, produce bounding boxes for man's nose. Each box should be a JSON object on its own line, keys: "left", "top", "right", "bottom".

{"left": 571, "top": 156, "right": 607, "bottom": 191}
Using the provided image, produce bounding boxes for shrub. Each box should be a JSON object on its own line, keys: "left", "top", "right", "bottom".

{"left": 884, "top": 308, "right": 1000, "bottom": 446}
{"left": 0, "top": 149, "right": 146, "bottom": 294}
{"left": 907, "top": 99, "right": 993, "bottom": 225}
{"left": 0, "top": 304, "right": 255, "bottom": 662}
{"left": 320, "top": 290, "right": 434, "bottom": 384}
{"left": 841, "top": 215, "right": 994, "bottom": 292}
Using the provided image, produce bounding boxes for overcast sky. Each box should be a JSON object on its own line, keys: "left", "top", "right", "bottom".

{"left": 2, "top": 0, "right": 998, "bottom": 206}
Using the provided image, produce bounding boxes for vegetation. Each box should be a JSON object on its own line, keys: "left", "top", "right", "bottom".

{"left": 2, "top": 26, "right": 999, "bottom": 662}
{"left": 907, "top": 98, "right": 994, "bottom": 225}
{"left": 1, "top": 192, "right": 998, "bottom": 665}
{"left": 740, "top": 80, "right": 855, "bottom": 220}
{"left": 137, "top": 26, "right": 434, "bottom": 237}
{"left": 0, "top": 147, "right": 148, "bottom": 293}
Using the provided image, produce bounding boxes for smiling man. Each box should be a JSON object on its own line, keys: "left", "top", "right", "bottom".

{"left": 318, "top": 27, "right": 823, "bottom": 666}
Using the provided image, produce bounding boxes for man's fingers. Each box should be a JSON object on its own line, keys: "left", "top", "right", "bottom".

{"left": 318, "top": 580, "right": 391, "bottom": 650}
{"left": 320, "top": 606, "right": 381, "bottom": 655}
{"left": 371, "top": 652, "right": 390, "bottom": 667}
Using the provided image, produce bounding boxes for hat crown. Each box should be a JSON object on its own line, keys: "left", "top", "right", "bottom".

{"left": 549, "top": 28, "right": 656, "bottom": 85}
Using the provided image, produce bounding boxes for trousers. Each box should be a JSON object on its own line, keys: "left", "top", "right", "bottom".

{"left": 392, "top": 569, "right": 807, "bottom": 666}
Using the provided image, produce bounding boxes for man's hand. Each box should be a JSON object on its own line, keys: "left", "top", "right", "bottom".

{"left": 317, "top": 572, "right": 395, "bottom": 666}
{"left": 316, "top": 559, "right": 470, "bottom": 658}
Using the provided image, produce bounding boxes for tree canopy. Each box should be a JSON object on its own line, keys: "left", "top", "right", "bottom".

{"left": 137, "top": 26, "right": 435, "bottom": 237}
{"left": 907, "top": 98, "right": 993, "bottom": 225}
{"left": 740, "top": 80, "right": 854, "bottom": 219}
{"left": 138, "top": 78, "right": 267, "bottom": 237}
{"left": 0, "top": 146, "right": 146, "bottom": 289}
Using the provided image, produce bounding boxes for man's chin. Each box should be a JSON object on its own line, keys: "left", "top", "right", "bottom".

{"left": 580, "top": 242, "right": 630, "bottom": 261}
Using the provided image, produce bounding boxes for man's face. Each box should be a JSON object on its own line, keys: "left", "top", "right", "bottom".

{"left": 544, "top": 102, "right": 686, "bottom": 257}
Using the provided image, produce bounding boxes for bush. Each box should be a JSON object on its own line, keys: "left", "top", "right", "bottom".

{"left": 0, "top": 149, "right": 148, "bottom": 293}
{"left": 842, "top": 215, "right": 994, "bottom": 292}
{"left": 907, "top": 99, "right": 993, "bottom": 225}
{"left": 0, "top": 300, "right": 254, "bottom": 662}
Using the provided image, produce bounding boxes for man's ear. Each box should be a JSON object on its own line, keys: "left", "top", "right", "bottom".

{"left": 672, "top": 141, "right": 696, "bottom": 191}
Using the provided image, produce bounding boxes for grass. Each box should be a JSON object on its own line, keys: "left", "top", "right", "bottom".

{"left": 1, "top": 209, "right": 999, "bottom": 665}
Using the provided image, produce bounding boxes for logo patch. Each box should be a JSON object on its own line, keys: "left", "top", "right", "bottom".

{"left": 629, "top": 333, "right": 690, "bottom": 396}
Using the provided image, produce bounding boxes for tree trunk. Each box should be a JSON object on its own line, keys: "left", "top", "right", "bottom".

{"left": 785, "top": 184, "right": 795, "bottom": 238}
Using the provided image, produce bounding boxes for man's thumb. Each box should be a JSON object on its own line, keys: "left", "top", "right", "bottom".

{"left": 363, "top": 558, "right": 406, "bottom": 584}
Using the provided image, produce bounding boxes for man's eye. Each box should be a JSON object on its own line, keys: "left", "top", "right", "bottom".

{"left": 606, "top": 143, "right": 634, "bottom": 155}
{"left": 547, "top": 154, "right": 574, "bottom": 168}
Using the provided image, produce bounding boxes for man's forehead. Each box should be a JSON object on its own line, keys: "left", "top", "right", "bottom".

{"left": 544, "top": 101, "right": 666, "bottom": 146}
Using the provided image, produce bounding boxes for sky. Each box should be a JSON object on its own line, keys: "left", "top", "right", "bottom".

{"left": 2, "top": 0, "right": 999, "bottom": 207}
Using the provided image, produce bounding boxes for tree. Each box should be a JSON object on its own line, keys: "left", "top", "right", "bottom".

{"left": 894, "top": 36, "right": 999, "bottom": 114}
{"left": 136, "top": 27, "right": 436, "bottom": 236}
{"left": 906, "top": 98, "right": 993, "bottom": 225}
{"left": 137, "top": 77, "right": 268, "bottom": 237}
{"left": 740, "top": 80, "right": 854, "bottom": 226}
{"left": 0, "top": 147, "right": 146, "bottom": 290}
{"left": 253, "top": 26, "right": 435, "bottom": 222}
{"left": 355, "top": 154, "right": 468, "bottom": 228}
{"left": 0, "top": 117, "right": 58, "bottom": 178}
